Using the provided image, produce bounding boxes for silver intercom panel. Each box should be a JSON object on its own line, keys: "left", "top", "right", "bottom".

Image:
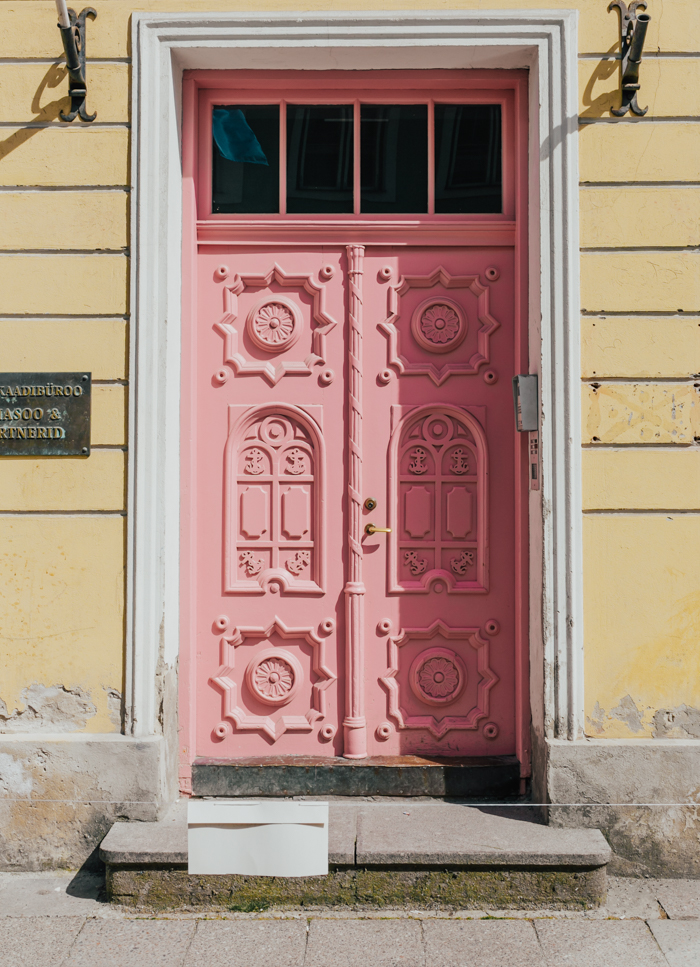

{"left": 512, "top": 374, "right": 538, "bottom": 432}
{"left": 512, "top": 374, "right": 539, "bottom": 490}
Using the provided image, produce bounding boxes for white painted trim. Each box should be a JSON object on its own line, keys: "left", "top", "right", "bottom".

{"left": 127, "top": 10, "right": 582, "bottom": 745}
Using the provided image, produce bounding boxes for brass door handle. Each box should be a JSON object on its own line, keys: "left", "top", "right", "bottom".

{"left": 365, "top": 523, "right": 392, "bottom": 535}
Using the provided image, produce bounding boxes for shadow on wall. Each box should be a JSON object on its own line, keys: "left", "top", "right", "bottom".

{"left": 580, "top": 43, "right": 623, "bottom": 120}
{"left": 0, "top": 64, "right": 71, "bottom": 162}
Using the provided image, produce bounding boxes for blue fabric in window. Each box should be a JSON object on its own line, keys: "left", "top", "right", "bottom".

{"left": 212, "top": 108, "right": 268, "bottom": 165}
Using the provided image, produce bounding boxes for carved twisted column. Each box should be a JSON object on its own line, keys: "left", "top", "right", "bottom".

{"left": 343, "top": 244, "right": 367, "bottom": 758}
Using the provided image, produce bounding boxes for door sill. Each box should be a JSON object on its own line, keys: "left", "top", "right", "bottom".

{"left": 192, "top": 754, "right": 521, "bottom": 799}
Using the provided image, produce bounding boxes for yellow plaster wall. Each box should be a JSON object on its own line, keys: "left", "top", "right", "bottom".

{"left": 0, "top": 4, "right": 131, "bottom": 731}
{"left": 582, "top": 383, "right": 699, "bottom": 445}
{"left": 583, "top": 449, "right": 700, "bottom": 511}
{"left": 579, "top": 124, "right": 700, "bottom": 183}
{"left": 0, "top": 452, "right": 126, "bottom": 513}
{"left": 584, "top": 516, "right": 700, "bottom": 739}
{"left": 0, "top": 0, "right": 697, "bottom": 740}
{"left": 0, "top": 256, "right": 127, "bottom": 315}
{"left": 0, "top": 320, "right": 128, "bottom": 379}
{"left": 0, "top": 516, "right": 125, "bottom": 733}
{"left": 579, "top": 58, "right": 700, "bottom": 120}
{"left": 581, "top": 318, "right": 700, "bottom": 378}
{"left": 581, "top": 252, "right": 700, "bottom": 313}
{"left": 0, "top": 63, "right": 130, "bottom": 124}
{"left": 0, "top": 129, "right": 129, "bottom": 186}
{"left": 0, "top": 192, "right": 128, "bottom": 250}
{"left": 580, "top": 189, "right": 700, "bottom": 249}
{"left": 574, "top": 0, "right": 700, "bottom": 735}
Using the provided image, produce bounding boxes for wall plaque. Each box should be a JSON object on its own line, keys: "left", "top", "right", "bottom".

{"left": 0, "top": 373, "right": 91, "bottom": 456}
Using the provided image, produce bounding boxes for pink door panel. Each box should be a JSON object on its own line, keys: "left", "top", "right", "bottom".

{"left": 362, "top": 247, "right": 517, "bottom": 757}
{"left": 194, "top": 249, "right": 346, "bottom": 756}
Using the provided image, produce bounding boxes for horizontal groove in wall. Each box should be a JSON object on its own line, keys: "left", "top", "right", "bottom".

{"left": 579, "top": 52, "right": 700, "bottom": 59}
{"left": 0, "top": 510, "right": 127, "bottom": 517}
{"left": 581, "top": 183, "right": 700, "bottom": 190}
{"left": 0, "top": 58, "right": 131, "bottom": 65}
{"left": 581, "top": 376, "right": 700, "bottom": 383}
{"left": 581, "top": 182, "right": 700, "bottom": 188}
{"left": 0, "top": 250, "right": 128, "bottom": 256}
{"left": 0, "top": 122, "right": 130, "bottom": 130}
{"left": 0, "top": 313, "right": 130, "bottom": 320}
{"left": 582, "top": 509, "right": 700, "bottom": 515}
{"left": 0, "top": 186, "right": 130, "bottom": 193}
{"left": 581, "top": 247, "right": 700, "bottom": 253}
{"left": 579, "top": 117, "right": 700, "bottom": 124}
{"left": 581, "top": 310, "right": 700, "bottom": 317}
{"left": 582, "top": 443, "right": 700, "bottom": 450}
{"left": 0, "top": 314, "right": 128, "bottom": 321}
{"left": 0, "top": 252, "right": 128, "bottom": 258}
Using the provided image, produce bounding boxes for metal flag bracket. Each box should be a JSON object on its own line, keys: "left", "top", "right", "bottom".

{"left": 55, "top": 3, "right": 97, "bottom": 123}
{"left": 608, "top": 0, "right": 651, "bottom": 118}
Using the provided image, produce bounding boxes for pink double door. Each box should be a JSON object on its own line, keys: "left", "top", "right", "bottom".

{"left": 183, "top": 72, "right": 529, "bottom": 767}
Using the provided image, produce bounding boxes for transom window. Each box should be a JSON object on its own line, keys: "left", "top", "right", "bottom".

{"left": 211, "top": 102, "right": 502, "bottom": 216}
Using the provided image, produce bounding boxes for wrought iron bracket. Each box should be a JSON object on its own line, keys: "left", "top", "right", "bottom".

{"left": 57, "top": 7, "right": 97, "bottom": 122}
{"left": 608, "top": 0, "right": 651, "bottom": 117}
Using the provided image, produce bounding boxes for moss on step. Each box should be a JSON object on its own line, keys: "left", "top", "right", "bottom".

{"left": 106, "top": 866, "right": 606, "bottom": 912}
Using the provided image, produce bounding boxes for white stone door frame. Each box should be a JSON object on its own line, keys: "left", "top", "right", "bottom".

{"left": 127, "top": 11, "right": 583, "bottom": 769}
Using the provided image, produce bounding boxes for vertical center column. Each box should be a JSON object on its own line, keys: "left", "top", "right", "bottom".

{"left": 343, "top": 243, "right": 367, "bottom": 758}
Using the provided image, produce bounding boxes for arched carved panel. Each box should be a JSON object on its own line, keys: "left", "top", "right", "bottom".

{"left": 224, "top": 405, "right": 325, "bottom": 594}
{"left": 388, "top": 405, "right": 488, "bottom": 594}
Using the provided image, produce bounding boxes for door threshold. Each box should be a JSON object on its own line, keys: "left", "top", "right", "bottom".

{"left": 192, "top": 754, "right": 521, "bottom": 799}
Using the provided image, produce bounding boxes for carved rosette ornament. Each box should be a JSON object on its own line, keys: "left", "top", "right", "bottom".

{"left": 409, "top": 646, "right": 467, "bottom": 707}
{"left": 211, "top": 619, "right": 336, "bottom": 742}
{"left": 381, "top": 621, "right": 497, "bottom": 738}
{"left": 245, "top": 647, "right": 304, "bottom": 707}
{"left": 421, "top": 304, "right": 459, "bottom": 344}
{"left": 410, "top": 298, "right": 467, "bottom": 355}
{"left": 246, "top": 297, "right": 302, "bottom": 354}
{"left": 418, "top": 657, "right": 460, "bottom": 699}
{"left": 253, "top": 657, "right": 294, "bottom": 702}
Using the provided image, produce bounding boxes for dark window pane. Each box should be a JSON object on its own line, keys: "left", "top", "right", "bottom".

{"left": 212, "top": 105, "right": 279, "bottom": 214}
{"left": 434, "top": 105, "right": 502, "bottom": 214}
{"left": 360, "top": 105, "right": 427, "bottom": 214}
{"left": 287, "top": 105, "right": 353, "bottom": 214}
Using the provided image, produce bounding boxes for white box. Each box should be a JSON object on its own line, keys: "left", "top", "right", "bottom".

{"left": 187, "top": 799, "right": 329, "bottom": 876}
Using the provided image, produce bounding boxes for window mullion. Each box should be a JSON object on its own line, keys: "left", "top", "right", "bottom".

{"left": 279, "top": 100, "right": 287, "bottom": 215}
{"left": 353, "top": 99, "right": 361, "bottom": 216}
{"left": 428, "top": 99, "right": 435, "bottom": 216}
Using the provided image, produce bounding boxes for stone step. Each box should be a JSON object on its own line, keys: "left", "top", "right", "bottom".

{"left": 192, "top": 754, "right": 521, "bottom": 798}
{"left": 100, "top": 800, "right": 611, "bottom": 911}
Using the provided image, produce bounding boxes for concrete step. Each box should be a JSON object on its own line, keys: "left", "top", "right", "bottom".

{"left": 100, "top": 800, "right": 611, "bottom": 912}
{"left": 192, "top": 755, "right": 521, "bottom": 799}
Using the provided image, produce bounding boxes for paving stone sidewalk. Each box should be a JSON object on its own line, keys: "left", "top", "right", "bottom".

{"left": 0, "top": 873, "right": 698, "bottom": 966}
